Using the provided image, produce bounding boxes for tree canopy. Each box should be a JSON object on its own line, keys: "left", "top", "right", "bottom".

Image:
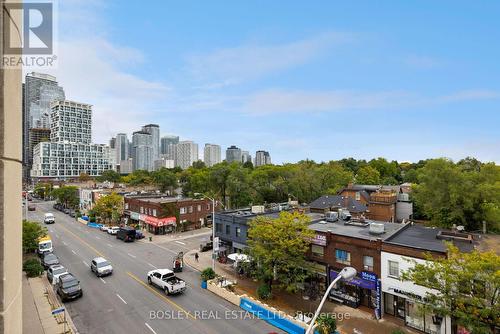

{"left": 246, "top": 211, "right": 314, "bottom": 293}
{"left": 403, "top": 245, "right": 500, "bottom": 334}
{"left": 22, "top": 220, "right": 47, "bottom": 253}
{"left": 93, "top": 192, "right": 124, "bottom": 224}
{"left": 51, "top": 186, "right": 79, "bottom": 208}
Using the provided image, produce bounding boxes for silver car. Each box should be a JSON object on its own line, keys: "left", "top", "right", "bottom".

{"left": 90, "top": 257, "right": 113, "bottom": 277}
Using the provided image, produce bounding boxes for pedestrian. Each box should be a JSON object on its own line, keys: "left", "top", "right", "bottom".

{"left": 194, "top": 252, "right": 199, "bottom": 262}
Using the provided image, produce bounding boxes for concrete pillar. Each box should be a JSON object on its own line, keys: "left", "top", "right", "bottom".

{"left": 0, "top": 0, "right": 23, "bottom": 332}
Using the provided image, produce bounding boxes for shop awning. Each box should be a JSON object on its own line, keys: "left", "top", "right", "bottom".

{"left": 143, "top": 215, "right": 176, "bottom": 227}
{"left": 227, "top": 253, "right": 250, "bottom": 262}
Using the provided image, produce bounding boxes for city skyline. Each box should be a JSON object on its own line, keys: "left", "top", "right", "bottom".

{"left": 26, "top": 1, "right": 500, "bottom": 165}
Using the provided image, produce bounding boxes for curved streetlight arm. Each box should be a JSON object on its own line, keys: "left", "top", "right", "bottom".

{"left": 305, "top": 267, "right": 357, "bottom": 334}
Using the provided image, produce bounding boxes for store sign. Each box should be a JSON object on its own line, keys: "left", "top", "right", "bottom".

{"left": 375, "top": 279, "right": 382, "bottom": 319}
{"left": 213, "top": 237, "right": 220, "bottom": 251}
{"left": 311, "top": 234, "right": 327, "bottom": 246}
{"left": 361, "top": 271, "right": 377, "bottom": 282}
{"left": 389, "top": 287, "right": 426, "bottom": 302}
{"left": 330, "top": 270, "right": 376, "bottom": 290}
{"left": 130, "top": 212, "right": 140, "bottom": 220}
{"left": 143, "top": 215, "right": 176, "bottom": 227}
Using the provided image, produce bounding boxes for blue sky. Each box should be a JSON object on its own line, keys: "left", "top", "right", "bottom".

{"left": 49, "top": 0, "right": 500, "bottom": 164}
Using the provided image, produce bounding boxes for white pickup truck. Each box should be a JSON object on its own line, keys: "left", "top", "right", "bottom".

{"left": 147, "top": 269, "right": 186, "bottom": 295}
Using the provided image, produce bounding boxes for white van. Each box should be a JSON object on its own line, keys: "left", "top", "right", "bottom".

{"left": 44, "top": 213, "right": 55, "bottom": 224}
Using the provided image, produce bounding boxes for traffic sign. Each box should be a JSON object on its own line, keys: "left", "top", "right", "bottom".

{"left": 51, "top": 307, "right": 65, "bottom": 315}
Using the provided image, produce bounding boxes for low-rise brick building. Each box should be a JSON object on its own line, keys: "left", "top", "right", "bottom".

{"left": 124, "top": 196, "right": 218, "bottom": 234}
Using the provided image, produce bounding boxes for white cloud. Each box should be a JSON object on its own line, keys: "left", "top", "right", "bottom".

{"left": 404, "top": 55, "right": 442, "bottom": 69}
{"left": 438, "top": 89, "right": 500, "bottom": 102}
{"left": 240, "top": 89, "right": 415, "bottom": 115}
{"left": 186, "top": 32, "right": 354, "bottom": 88}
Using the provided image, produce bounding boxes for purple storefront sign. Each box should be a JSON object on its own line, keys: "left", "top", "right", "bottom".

{"left": 330, "top": 270, "right": 376, "bottom": 290}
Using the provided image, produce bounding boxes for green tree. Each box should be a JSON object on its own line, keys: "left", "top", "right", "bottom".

{"left": 192, "top": 160, "right": 206, "bottom": 169}
{"left": 412, "top": 159, "right": 500, "bottom": 230}
{"left": 246, "top": 212, "right": 314, "bottom": 293}
{"left": 403, "top": 245, "right": 500, "bottom": 334}
{"left": 152, "top": 168, "right": 177, "bottom": 193}
{"left": 316, "top": 162, "right": 353, "bottom": 194}
{"left": 79, "top": 172, "right": 92, "bottom": 182}
{"left": 97, "top": 170, "right": 121, "bottom": 183}
{"left": 125, "top": 170, "right": 152, "bottom": 186}
{"left": 93, "top": 192, "right": 124, "bottom": 224}
{"left": 23, "top": 220, "right": 47, "bottom": 253}
{"left": 315, "top": 314, "right": 337, "bottom": 334}
{"left": 33, "top": 183, "right": 52, "bottom": 199}
{"left": 355, "top": 165, "right": 381, "bottom": 185}
{"left": 51, "top": 186, "right": 79, "bottom": 208}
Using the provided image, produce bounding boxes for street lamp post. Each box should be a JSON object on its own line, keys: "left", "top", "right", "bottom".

{"left": 194, "top": 193, "right": 217, "bottom": 271}
{"left": 305, "top": 267, "right": 357, "bottom": 334}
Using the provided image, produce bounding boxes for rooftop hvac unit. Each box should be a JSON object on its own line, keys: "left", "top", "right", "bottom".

{"left": 325, "top": 211, "right": 338, "bottom": 222}
{"left": 251, "top": 205, "right": 265, "bottom": 214}
{"left": 369, "top": 222, "right": 385, "bottom": 234}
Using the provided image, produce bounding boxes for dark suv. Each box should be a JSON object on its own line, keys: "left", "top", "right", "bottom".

{"left": 56, "top": 273, "right": 82, "bottom": 302}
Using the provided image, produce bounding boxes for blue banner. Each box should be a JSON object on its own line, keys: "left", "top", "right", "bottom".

{"left": 239, "top": 298, "right": 305, "bottom": 334}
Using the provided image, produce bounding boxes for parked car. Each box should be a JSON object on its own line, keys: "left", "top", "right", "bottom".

{"left": 28, "top": 204, "right": 36, "bottom": 211}
{"left": 42, "top": 253, "right": 60, "bottom": 269}
{"left": 55, "top": 273, "right": 82, "bottom": 302}
{"left": 199, "top": 241, "right": 213, "bottom": 252}
{"left": 90, "top": 257, "right": 113, "bottom": 277}
{"left": 44, "top": 213, "right": 55, "bottom": 224}
{"left": 69, "top": 210, "right": 76, "bottom": 217}
{"left": 147, "top": 269, "right": 186, "bottom": 295}
{"left": 135, "top": 230, "right": 145, "bottom": 240}
{"left": 116, "top": 226, "right": 136, "bottom": 242}
{"left": 100, "top": 225, "right": 110, "bottom": 232}
{"left": 47, "top": 265, "right": 68, "bottom": 285}
{"left": 107, "top": 226, "right": 120, "bottom": 235}
{"left": 63, "top": 208, "right": 70, "bottom": 214}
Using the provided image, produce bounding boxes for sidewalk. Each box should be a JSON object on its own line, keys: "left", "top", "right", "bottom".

{"left": 138, "top": 227, "right": 211, "bottom": 244}
{"left": 24, "top": 274, "right": 78, "bottom": 334}
{"left": 185, "top": 249, "right": 416, "bottom": 334}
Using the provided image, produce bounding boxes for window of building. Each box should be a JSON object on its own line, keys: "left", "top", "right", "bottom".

{"left": 207, "top": 203, "right": 210, "bottom": 210}
{"left": 235, "top": 227, "right": 241, "bottom": 237}
{"left": 215, "top": 223, "right": 222, "bottom": 233}
{"left": 335, "top": 249, "right": 351, "bottom": 265}
{"left": 355, "top": 192, "right": 361, "bottom": 201}
{"left": 312, "top": 245, "right": 324, "bottom": 257}
{"left": 188, "top": 206, "right": 193, "bottom": 213}
{"left": 363, "top": 256, "right": 374, "bottom": 271}
{"left": 388, "top": 260, "right": 399, "bottom": 278}
{"left": 140, "top": 206, "right": 144, "bottom": 214}
{"left": 152, "top": 209, "right": 157, "bottom": 217}
{"left": 124, "top": 203, "right": 129, "bottom": 209}
{"left": 226, "top": 225, "right": 230, "bottom": 235}
{"left": 180, "top": 207, "right": 186, "bottom": 214}
{"left": 197, "top": 205, "right": 201, "bottom": 212}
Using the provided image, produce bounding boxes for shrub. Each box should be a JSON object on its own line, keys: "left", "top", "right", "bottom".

{"left": 22, "top": 220, "right": 47, "bottom": 254}
{"left": 200, "top": 267, "right": 216, "bottom": 281}
{"left": 316, "top": 313, "right": 337, "bottom": 334}
{"left": 23, "top": 258, "right": 44, "bottom": 277}
{"left": 257, "top": 284, "right": 272, "bottom": 300}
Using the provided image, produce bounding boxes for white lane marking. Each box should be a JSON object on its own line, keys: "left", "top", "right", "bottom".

{"left": 174, "top": 241, "right": 186, "bottom": 245}
{"left": 55, "top": 235, "right": 60, "bottom": 239}
{"left": 95, "top": 236, "right": 100, "bottom": 239}
{"left": 147, "top": 262, "right": 157, "bottom": 268}
{"left": 218, "top": 303, "right": 232, "bottom": 312}
{"left": 48, "top": 229, "right": 53, "bottom": 233}
{"left": 82, "top": 261, "right": 89, "bottom": 267}
{"left": 55, "top": 233, "right": 59, "bottom": 237}
{"left": 116, "top": 294, "right": 127, "bottom": 304}
{"left": 127, "top": 253, "right": 136, "bottom": 259}
{"left": 107, "top": 243, "right": 113, "bottom": 248}
{"left": 71, "top": 250, "right": 76, "bottom": 255}
{"left": 145, "top": 323, "right": 158, "bottom": 334}
{"left": 100, "top": 278, "right": 106, "bottom": 284}
{"left": 62, "top": 241, "right": 68, "bottom": 246}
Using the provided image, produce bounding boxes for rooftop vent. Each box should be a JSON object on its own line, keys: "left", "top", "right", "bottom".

{"left": 369, "top": 222, "right": 385, "bottom": 235}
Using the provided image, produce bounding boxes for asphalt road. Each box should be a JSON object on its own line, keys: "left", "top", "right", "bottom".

{"left": 26, "top": 200, "right": 284, "bottom": 334}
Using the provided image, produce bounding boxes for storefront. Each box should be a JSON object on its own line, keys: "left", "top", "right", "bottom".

{"left": 140, "top": 215, "right": 176, "bottom": 235}
{"left": 127, "top": 211, "right": 141, "bottom": 227}
{"left": 383, "top": 288, "right": 443, "bottom": 334}
{"left": 308, "top": 262, "right": 328, "bottom": 295}
{"left": 329, "top": 269, "right": 381, "bottom": 312}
